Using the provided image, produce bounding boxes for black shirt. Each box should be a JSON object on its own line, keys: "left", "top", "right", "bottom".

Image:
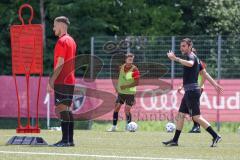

{"left": 183, "top": 53, "right": 201, "bottom": 86}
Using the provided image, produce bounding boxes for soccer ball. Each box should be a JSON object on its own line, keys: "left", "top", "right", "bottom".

{"left": 127, "top": 122, "right": 138, "bottom": 132}
{"left": 165, "top": 122, "right": 176, "bottom": 132}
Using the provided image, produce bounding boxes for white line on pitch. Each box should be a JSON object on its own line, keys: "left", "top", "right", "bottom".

{"left": 0, "top": 150, "right": 207, "bottom": 160}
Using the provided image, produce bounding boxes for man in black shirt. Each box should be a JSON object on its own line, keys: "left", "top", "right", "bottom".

{"left": 163, "top": 38, "right": 223, "bottom": 147}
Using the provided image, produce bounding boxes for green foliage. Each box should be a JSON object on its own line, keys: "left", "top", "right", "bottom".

{"left": 204, "top": 0, "right": 240, "bottom": 35}
{"left": 0, "top": 0, "right": 240, "bottom": 75}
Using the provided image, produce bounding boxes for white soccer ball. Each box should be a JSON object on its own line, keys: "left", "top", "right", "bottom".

{"left": 127, "top": 122, "right": 138, "bottom": 132}
{"left": 165, "top": 122, "right": 176, "bottom": 132}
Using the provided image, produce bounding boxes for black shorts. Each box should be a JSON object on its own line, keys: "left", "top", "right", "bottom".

{"left": 116, "top": 93, "right": 135, "bottom": 106}
{"left": 54, "top": 84, "right": 74, "bottom": 106}
{"left": 179, "top": 89, "right": 201, "bottom": 116}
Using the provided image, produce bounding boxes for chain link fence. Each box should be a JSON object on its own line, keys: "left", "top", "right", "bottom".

{"left": 91, "top": 35, "right": 240, "bottom": 79}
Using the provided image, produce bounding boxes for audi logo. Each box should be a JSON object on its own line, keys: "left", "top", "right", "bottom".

{"left": 140, "top": 89, "right": 179, "bottom": 111}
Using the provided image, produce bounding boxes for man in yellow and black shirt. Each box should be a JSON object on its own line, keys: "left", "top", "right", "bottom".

{"left": 108, "top": 53, "right": 140, "bottom": 132}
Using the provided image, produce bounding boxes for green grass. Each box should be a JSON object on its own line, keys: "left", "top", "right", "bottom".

{"left": 1, "top": 118, "right": 239, "bottom": 133}
{"left": 0, "top": 122, "right": 240, "bottom": 160}
{"left": 92, "top": 120, "right": 240, "bottom": 133}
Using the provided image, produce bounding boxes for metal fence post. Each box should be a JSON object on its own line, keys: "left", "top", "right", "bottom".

{"left": 171, "top": 36, "right": 175, "bottom": 88}
{"left": 89, "top": 37, "right": 95, "bottom": 129}
{"left": 90, "top": 37, "right": 94, "bottom": 79}
{"left": 169, "top": 36, "right": 176, "bottom": 121}
{"left": 127, "top": 36, "right": 131, "bottom": 53}
{"left": 216, "top": 35, "right": 222, "bottom": 131}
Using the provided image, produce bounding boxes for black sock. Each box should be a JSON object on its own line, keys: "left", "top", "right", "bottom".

{"left": 60, "top": 111, "right": 72, "bottom": 143}
{"left": 126, "top": 113, "right": 132, "bottom": 124}
{"left": 193, "top": 121, "right": 200, "bottom": 127}
{"left": 68, "top": 111, "right": 74, "bottom": 143}
{"left": 61, "top": 121, "right": 69, "bottom": 143}
{"left": 173, "top": 130, "right": 181, "bottom": 142}
{"left": 60, "top": 121, "right": 64, "bottom": 141}
{"left": 206, "top": 126, "right": 218, "bottom": 139}
{"left": 113, "top": 112, "right": 118, "bottom": 126}
{"left": 192, "top": 117, "right": 200, "bottom": 128}
{"left": 68, "top": 121, "right": 74, "bottom": 143}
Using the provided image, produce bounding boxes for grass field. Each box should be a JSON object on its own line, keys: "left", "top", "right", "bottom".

{"left": 0, "top": 122, "right": 240, "bottom": 160}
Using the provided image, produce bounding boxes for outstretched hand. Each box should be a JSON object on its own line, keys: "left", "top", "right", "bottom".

{"left": 167, "top": 50, "right": 177, "bottom": 61}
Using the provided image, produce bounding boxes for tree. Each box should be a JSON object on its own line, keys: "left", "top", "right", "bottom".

{"left": 0, "top": 0, "right": 240, "bottom": 77}
{"left": 204, "top": 0, "right": 240, "bottom": 35}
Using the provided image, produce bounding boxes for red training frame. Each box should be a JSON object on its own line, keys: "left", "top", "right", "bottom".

{"left": 10, "top": 4, "right": 43, "bottom": 133}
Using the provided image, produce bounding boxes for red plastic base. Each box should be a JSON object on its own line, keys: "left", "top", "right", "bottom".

{"left": 16, "top": 127, "right": 40, "bottom": 133}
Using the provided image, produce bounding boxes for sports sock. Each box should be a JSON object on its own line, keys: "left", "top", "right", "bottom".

{"left": 206, "top": 126, "right": 218, "bottom": 139}
{"left": 173, "top": 130, "right": 181, "bottom": 142}
{"left": 113, "top": 112, "right": 118, "bottom": 126}
{"left": 68, "top": 111, "right": 74, "bottom": 143}
{"left": 126, "top": 113, "right": 132, "bottom": 124}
